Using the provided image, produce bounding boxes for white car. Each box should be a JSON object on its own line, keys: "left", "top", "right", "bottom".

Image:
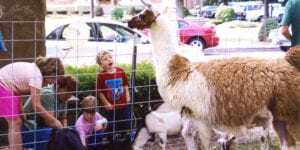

{"left": 246, "top": 3, "right": 284, "bottom": 22}
{"left": 46, "top": 18, "right": 203, "bottom": 67}
{"left": 46, "top": 18, "right": 153, "bottom": 67}
{"left": 267, "top": 28, "right": 290, "bottom": 51}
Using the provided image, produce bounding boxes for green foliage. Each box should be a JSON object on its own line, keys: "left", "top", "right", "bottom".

{"left": 71, "top": 10, "right": 79, "bottom": 14}
{"left": 126, "top": 6, "right": 136, "bottom": 15}
{"left": 184, "top": 7, "right": 190, "bottom": 17}
{"left": 215, "top": 6, "right": 235, "bottom": 22}
{"left": 111, "top": 6, "right": 124, "bottom": 20}
{"left": 94, "top": 6, "right": 104, "bottom": 16}
{"left": 258, "top": 18, "right": 279, "bottom": 41}
{"left": 82, "top": 10, "right": 90, "bottom": 14}
{"left": 226, "top": 20, "right": 257, "bottom": 28}
{"left": 66, "top": 62, "right": 161, "bottom": 128}
{"left": 207, "top": 19, "right": 223, "bottom": 25}
{"left": 56, "top": 10, "right": 68, "bottom": 15}
{"left": 65, "top": 65, "right": 99, "bottom": 99}
{"left": 46, "top": 10, "right": 54, "bottom": 15}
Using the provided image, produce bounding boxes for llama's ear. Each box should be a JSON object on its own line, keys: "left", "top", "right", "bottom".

{"left": 162, "top": 6, "right": 170, "bottom": 15}
{"left": 141, "top": 0, "right": 152, "bottom": 8}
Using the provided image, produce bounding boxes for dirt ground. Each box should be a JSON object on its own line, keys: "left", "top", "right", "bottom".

{"left": 142, "top": 127, "right": 280, "bottom": 150}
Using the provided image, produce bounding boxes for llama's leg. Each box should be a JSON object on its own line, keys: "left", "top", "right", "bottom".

{"left": 286, "top": 123, "right": 300, "bottom": 150}
{"left": 260, "top": 126, "right": 272, "bottom": 150}
{"left": 260, "top": 115, "right": 272, "bottom": 150}
{"left": 132, "top": 128, "right": 151, "bottom": 150}
{"left": 181, "top": 119, "right": 197, "bottom": 150}
{"left": 273, "top": 120, "right": 296, "bottom": 150}
{"left": 158, "top": 132, "right": 167, "bottom": 150}
{"left": 194, "top": 120, "right": 211, "bottom": 150}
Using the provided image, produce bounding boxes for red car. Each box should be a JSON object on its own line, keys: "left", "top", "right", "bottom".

{"left": 177, "top": 18, "right": 219, "bottom": 50}
{"left": 142, "top": 18, "right": 219, "bottom": 50}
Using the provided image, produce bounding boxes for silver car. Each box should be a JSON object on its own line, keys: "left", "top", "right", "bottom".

{"left": 267, "top": 28, "right": 290, "bottom": 51}
{"left": 46, "top": 18, "right": 152, "bottom": 67}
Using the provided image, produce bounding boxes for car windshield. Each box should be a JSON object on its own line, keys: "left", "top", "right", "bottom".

{"left": 239, "top": 4, "right": 263, "bottom": 11}
{"left": 95, "top": 23, "right": 135, "bottom": 42}
{"left": 202, "top": 6, "right": 217, "bottom": 10}
{"left": 177, "top": 20, "right": 188, "bottom": 29}
{"left": 46, "top": 22, "right": 139, "bottom": 43}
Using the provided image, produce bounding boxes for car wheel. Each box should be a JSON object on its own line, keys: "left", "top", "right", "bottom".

{"left": 188, "top": 37, "right": 205, "bottom": 51}
{"left": 280, "top": 46, "right": 290, "bottom": 52}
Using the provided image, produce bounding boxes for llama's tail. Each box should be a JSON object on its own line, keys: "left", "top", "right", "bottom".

{"left": 285, "top": 45, "right": 300, "bottom": 69}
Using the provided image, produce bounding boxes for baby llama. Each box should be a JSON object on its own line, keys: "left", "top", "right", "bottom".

{"left": 132, "top": 102, "right": 197, "bottom": 150}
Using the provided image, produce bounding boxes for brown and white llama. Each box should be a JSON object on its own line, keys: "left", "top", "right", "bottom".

{"left": 128, "top": 1, "right": 300, "bottom": 150}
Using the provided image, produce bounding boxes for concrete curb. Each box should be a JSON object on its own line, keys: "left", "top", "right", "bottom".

{"left": 204, "top": 46, "right": 281, "bottom": 55}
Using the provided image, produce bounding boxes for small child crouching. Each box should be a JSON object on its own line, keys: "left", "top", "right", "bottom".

{"left": 75, "top": 96, "right": 107, "bottom": 150}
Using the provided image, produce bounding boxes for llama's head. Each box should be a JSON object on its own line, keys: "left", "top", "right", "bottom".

{"left": 128, "top": 0, "right": 160, "bottom": 30}
{"left": 217, "top": 134, "right": 237, "bottom": 150}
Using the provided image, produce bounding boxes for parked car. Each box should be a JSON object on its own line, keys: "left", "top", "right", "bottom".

{"left": 46, "top": 18, "right": 153, "bottom": 66}
{"left": 219, "top": 1, "right": 263, "bottom": 20}
{"left": 200, "top": 5, "right": 218, "bottom": 18}
{"left": 246, "top": 3, "right": 284, "bottom": 22}
{"left": 177, "top": 18, "right": 219, "bottom": 50}
{"left": 142, "top": 18, "right": 219, "bottom": 51}
{"left": 46, "top": 19, "right": 206, "bottom": 66}
{"left": 267, "top": 28, "right": 290, "bottom": 51}
{"left": 189, "top": 5, "right": 201, "bottom": 17}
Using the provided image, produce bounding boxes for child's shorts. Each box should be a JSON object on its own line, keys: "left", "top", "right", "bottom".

{"left": 0, "top": 85, "right": 21, "bottom": 119}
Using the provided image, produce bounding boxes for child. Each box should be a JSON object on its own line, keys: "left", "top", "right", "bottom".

{"left": 22, "top": 75, "right": 79, "bottom": 150}
{"left": 0, "top": 56, "right": 65, "bottom": 150}
{"left": 96, "top": 50, "right": 131, "bottom": 140}
{"left": 75, "top": 96, "right": 107, "bottom": 149}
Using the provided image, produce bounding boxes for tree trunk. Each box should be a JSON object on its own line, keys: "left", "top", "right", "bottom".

{"left": 224, "top": 0, "right": 229, "bottom": 5}
{"left": 264, "top": 0, "right": 269, "bottom": 19}
{"left": 0, "top": 0, "right": 46, "bottom": 67}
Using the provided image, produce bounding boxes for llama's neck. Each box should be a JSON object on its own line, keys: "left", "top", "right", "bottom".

{"left": 149, "top": 15, "right": 178, "bottom": 74}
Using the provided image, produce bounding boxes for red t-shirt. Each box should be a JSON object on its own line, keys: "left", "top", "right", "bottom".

{"left": 97, "top": 67, "right": 129, "bottom": 110}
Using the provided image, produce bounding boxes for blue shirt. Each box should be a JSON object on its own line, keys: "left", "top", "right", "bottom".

{"left": 281, "top": 0, "right": 300, "bottom": 47}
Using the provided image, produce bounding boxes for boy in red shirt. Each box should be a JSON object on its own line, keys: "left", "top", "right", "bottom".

{"left": 96, "top": 50, "right": 131, "bottom": 140}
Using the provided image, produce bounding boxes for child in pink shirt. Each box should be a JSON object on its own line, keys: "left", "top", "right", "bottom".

{"left": 0, "top": 57, "right": 65, "bottom": 150}
{"left": 75, "top": 96, "right": 107, "bottom": 149}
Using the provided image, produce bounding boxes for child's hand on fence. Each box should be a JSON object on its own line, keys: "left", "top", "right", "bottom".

{"left": 104, "top": 103, "right": 114, "bottom": 111}
{"left": 95, "top": 118, "right": 108, "bottom": 131}
{"left": 94, "top": 123, "right": 103, "bottom": 131}
{"left": 53, "top": 119, "right": 63, "bottom": 130}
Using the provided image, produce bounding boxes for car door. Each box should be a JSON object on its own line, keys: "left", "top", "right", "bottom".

{"left": 46, "top": 21, "right": 152, "bottom": 66}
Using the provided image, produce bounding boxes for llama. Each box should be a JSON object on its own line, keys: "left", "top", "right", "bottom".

{"left": 128, "top": 1, "right": 300, "bottom": 150}
{"left": 132, "top": 102, "right": 197, "bottom": 150}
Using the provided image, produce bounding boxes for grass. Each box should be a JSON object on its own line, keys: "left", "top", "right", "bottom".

{"left": 215, "top": 20, "right": 270, "bottom": 48}
{"left": 236, "top": 138, "right": 281, "bottom": 150}
{"left": 224, "top": 20, "right": 258, "bottom": 28}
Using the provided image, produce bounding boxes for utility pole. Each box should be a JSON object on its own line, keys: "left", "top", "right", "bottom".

{"left": 176, "top": 0, "right": 184, "bottom": 18}
{"left": 264, "top": 0, "right": 269, "bottom": 19}
{"left": 91, "top": 0, "right": 94, "bottom": 18}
